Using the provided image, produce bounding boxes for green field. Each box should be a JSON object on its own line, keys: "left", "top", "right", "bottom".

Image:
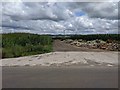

{"left": 1, "top": 33, "right": 53, "bottom": 58}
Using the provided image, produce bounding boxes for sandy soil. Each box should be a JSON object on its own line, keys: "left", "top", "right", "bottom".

{"left": 0, "top": 40, "right": 119, "bottom": 67}
{"left": 1, "top": 40, "right": 119, "bottom": 88}
{"left": 1, "top": 51, "right": 118, "bottom": 67}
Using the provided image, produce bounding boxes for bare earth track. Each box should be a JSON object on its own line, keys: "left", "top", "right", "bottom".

{"left": 2, "top": 40, "right": 119, "bottom": 88}
{"left": 53, "top": 40, "right": 105, "bottom": 52}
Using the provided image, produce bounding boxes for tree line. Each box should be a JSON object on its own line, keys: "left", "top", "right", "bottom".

{"left": 53, "top": 34, "right": 120, "bottom": 41}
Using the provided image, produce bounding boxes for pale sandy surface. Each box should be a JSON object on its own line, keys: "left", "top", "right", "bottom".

{"left": 0, "top": 51, "right": 118, "bottom": 67}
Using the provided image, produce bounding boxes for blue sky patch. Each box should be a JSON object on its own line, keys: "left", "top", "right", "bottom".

{"left": 75, "top": 11, "right": 86, "bottom": 16}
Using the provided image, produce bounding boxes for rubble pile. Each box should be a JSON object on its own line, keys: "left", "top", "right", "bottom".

{"left": 64, "top": 39, "right": 120, "bottom": 51}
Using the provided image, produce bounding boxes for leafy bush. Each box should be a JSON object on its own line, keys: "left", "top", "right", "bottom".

{"left": 1, "top": 33, "right": 52, "bottom": 58}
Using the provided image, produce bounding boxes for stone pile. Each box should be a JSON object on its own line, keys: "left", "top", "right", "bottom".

{"left": 64, "top": 39, "right": 73, "bottom": 43}
{"left": 64, "top": 39, "right": 119, "bottom": 51}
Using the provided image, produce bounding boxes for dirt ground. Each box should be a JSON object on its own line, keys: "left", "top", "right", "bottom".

{"left": 2, "top": 40, "right": 118, "bottom": 88}
{"left": 53, "top": 40, "right": 106, "bottom": 52}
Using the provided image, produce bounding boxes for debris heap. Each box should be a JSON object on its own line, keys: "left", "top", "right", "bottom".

{"left": 64, "top": 39, "right": 120, "bottom": 51}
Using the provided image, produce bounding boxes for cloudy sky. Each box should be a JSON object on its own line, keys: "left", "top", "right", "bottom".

{"left": 1, "top": 0, "right": 119, "bottom": 35}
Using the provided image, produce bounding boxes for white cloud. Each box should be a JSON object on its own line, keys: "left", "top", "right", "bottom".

{"left": 2, "top": 2, "right": 74, "bottom": 21}
{"left": 76, "top": 2, "right": 118, "bottom": 20}
{"left": 2, "top": 2, "right": 118, "bottom": 34}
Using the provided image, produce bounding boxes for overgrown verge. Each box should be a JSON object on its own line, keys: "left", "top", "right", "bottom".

{"left": 1, "top": 33, "right": 53, "bottom": 58}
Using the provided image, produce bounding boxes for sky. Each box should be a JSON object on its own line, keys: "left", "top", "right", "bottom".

{"left": 1, "top": 0, "right": 119, "bottom": 35}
